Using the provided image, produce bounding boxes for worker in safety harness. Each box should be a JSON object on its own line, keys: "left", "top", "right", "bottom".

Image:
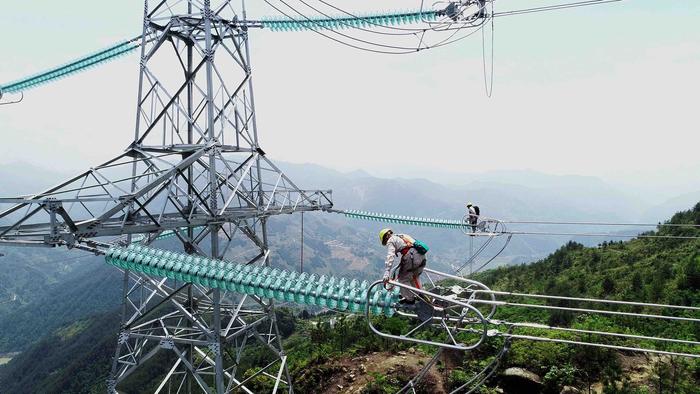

{"left": 466, "top": 202, "right": 480, "bottom": 233}
{"left": 379, "top": 228, "right": 428, "bottom": 305}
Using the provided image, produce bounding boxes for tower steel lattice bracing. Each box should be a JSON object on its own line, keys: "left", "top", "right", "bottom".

{"left": 0, "top": 1, "right": 332, "bottom": 392}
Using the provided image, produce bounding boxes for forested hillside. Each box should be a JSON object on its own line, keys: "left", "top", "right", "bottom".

{"left": 1, "top": 204, "right": 697, "bottom": 393}
{"left": 466, "top": 203, "right": 700, "bottom": 393}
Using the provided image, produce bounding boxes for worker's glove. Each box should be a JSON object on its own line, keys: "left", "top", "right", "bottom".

{"left": 382, "top": 273, "right": 392, "bottom": 290}
{"left": 382, "top": 272, "right": 391, "bottom": 283}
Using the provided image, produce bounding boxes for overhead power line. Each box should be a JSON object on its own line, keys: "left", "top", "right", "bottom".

{"left": 0, "top": 0, "right": 624, "bottom": 94}
{"left": 506, "top": 231, "right": 700, "bottom": 240}
{"left": 502, "top": 220, "right": 700, "bottom": 228}
{"left": 493, "top": 0, "right": 623, "bottom": 17}
{"left": 335, "top": 209, "right": 700, "bottom": 240}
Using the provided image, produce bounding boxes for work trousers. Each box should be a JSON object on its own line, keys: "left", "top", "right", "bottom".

{"left": 469, "top": 215, "right": 479, "bottom": 232}
{"left": 397, "top": 247, "right": 427, "bottom": 301}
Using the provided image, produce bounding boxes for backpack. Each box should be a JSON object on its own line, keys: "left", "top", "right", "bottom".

{"left": 412, "top": 239, "right": 430, "bottom": 255}
{"left": 473, "top": 206, "right": 480, "bottom": 216}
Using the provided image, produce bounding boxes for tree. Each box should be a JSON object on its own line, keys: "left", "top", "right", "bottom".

{"left": 631, "top": 271, "right": 643, "bottom": 296}
{"left": 680, "top": 255, "right": 700, "bottom": 290}
{"left": 602, "top": 275, "right": 615, "bottom": 295}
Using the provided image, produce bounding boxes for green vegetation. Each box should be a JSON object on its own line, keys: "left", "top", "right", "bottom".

{"left": 468, "top": 203, "right": 700, "bottom": 393}
{"left": 1, "top": 204, "right": 698, "bottom": 393}
{"left": 234, "top": 310, "right": 420, "bottom": 392}
{"left": 0, "top": 243, "right": 126, "bottom": 353}
{"left": 0, "top": 312, "right": 119, "bottom": 394}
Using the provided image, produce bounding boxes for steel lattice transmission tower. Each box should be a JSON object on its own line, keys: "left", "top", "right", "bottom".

{"left": 0, "top": 0, "right": 332, "bottom": 392}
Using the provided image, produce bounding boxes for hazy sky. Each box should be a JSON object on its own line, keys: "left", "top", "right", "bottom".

{"left": 0, "top": 1, "right": 698, "bottom": 196}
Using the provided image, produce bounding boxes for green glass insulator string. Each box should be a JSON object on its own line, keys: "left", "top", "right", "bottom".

{"left": 1, "top": 40, "right": 140, "bottom": 94}
{"left": 339, "top": 209, "right": 466, "bottom": 230}
{"left": 105, "top": 245, "right": 399, "bottom": 316}
{"left": 1, "top": 10, "right": 438, "bottom": 94}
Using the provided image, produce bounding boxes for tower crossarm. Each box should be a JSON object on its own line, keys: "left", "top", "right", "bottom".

{"left": 0, "top": 144, "right": 332, "bottom": 249}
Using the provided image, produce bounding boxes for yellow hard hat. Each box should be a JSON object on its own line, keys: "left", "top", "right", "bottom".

{"left": 379, "top": 228, "right": 392, "bottom": 245}
{"left": 466, "top": 202, "right": 473, "bottom": 207}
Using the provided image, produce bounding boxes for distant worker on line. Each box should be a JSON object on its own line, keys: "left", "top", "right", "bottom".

{"left": 466, "top": 202, "right": 480, "bottom": 232}
{"left": 379, "top": 228, "right": 429, "bottom": 305}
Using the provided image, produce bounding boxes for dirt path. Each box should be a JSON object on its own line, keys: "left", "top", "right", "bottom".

{"left": 318, "top": 350, "right": 446, "bottom": 394}
{"left": 589, "top": 353, "right": 660, "bottom": 393}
